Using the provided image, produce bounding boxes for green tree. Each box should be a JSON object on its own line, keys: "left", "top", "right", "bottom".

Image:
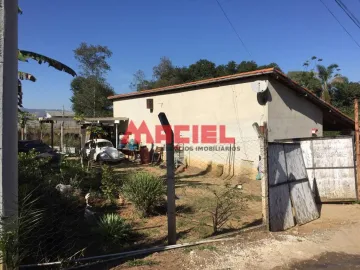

{"left": 287, "top": 71, "right": 322, "bottom": 96}
{"left": 188, "top": 59, "right": 217, "bottom": 80}
{"left": 130, "top": 58, "right": 281, "bottom": 91}
{"left": 74, "top": 43, "right": 112, "bottom": 77}
{"left": 152, "top": 57, "right": 174, "bottom": 81}
{"left": 225, "top": 61, "right": 237, "bottom": 75}
{"left": 152, "top": 57, "right": 186, "bottom": 88}
{"left": 70, "top": 43, "right": 114, "bottom": 117}
{"left": 258, "top": 62, "right": 281, "bottom": 71}
{"left": 130, "top": 70, "right": 154, "bottom": 91}
{"left": 316, "top": 64, "right": 342, "bottom": 103}
{"left": 331, "top": 79, "right": 360, "bottom": 118}
{"left": 237, "top": 61, "right": 258, "bottom": 72}
{"left": 70, "top": 76, "right": 114, "bottom": 117}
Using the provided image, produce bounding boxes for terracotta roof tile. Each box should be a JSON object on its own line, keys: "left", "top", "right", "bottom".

{"left": 108, "top": 68, "right": 275, "bottom": 100}
{"left": 108, "top": 68, "right": 354, "bottom": 128}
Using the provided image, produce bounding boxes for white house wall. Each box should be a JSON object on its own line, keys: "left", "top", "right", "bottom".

{"left": 113, "top": 80, "right": 268, "bottom": 175}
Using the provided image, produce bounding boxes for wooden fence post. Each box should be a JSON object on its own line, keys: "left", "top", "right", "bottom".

{"left": 260, "top": 122, "right": 269, "bottom": 229}
{"left": 355, "top": 98, "right": 360, "bottom": 200}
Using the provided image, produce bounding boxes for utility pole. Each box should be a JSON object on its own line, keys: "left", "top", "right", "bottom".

{"left": 0, "top": 0, "right": 19, "bottom": 232}
{"left": 60, "top": 105, "right": 64, "bottom": 152}
{"left": 355, "top": 98, "right": 360, "bottom": 199}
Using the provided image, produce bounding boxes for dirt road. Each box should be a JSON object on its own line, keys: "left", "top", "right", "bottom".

{"left": 112, "top": 204, "right": 360, "bottom": 270}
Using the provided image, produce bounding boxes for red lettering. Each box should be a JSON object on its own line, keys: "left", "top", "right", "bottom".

{"left": 219, "top": 125, "right": 235, "bottom": 143}
{"left": 192, "top": 125, "right": 199, "bottom": 144}
{"left": 155, "top": 125, "right": 166, "bottom": 143}
{"left": 174, "top": 125, "right": 190, "bottom": 144}
{"left": 201, "top": 125, "right": 217, "bottom": 143}
{"left": 125, "top": 120, "right": 154, "bottom": 144}
{"left": 156, "top": 125, "right": 173, "bottom": 144}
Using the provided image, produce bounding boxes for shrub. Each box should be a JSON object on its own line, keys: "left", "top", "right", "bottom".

{"left": 60, "top": 159, "right": 86, "bottom": 184}
{"left": 206, "top": 187, "right": 244, "bottom": 234}
{"left": 18, "top": 184, "right": 85, "bottom": 264}
{"left": 100, "top": 165, "right": 121, "bottom": 202}
{"left": 122, "top": 172, "right": 165, "bottom": 217}
{"left": 18, "top": 150, "right": 50, "bottom": 184}
{"left": 96, "top": 214, "right": 131, "bottom": 249}
{"left": 18, "top": 152, "right": 90, "bottom": 265}
{"left": 0, "top": 192, "right": 43, "bottom": 269}
{"left": 60, "top": 159, "right": 101, "bottom": 191}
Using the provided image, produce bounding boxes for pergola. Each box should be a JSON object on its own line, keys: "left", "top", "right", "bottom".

{"left": 39, "top": 118, "right": 55, "bottom": 148}
{"left": 79, "top": 117, "right": 129, "bottom": 148}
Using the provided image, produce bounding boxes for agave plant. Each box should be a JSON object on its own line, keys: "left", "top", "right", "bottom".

{"left": 96, "top": 214, "right": 132, "bottom": 247}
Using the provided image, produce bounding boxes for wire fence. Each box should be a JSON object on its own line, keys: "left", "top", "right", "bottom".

{"left": 13, "top": 131, "right": 264, "bottom": 266}
{"left": 146, "top": 137, "right": 264, "bottom": 240}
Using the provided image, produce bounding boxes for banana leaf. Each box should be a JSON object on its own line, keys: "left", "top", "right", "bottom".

{"left": 18, "top": 50, "right": 77, "bottom": 77}
{"left": 18, "top": 71, "right": 36, "bottom": 82}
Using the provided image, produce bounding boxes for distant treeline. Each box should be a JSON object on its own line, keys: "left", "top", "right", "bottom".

{"left": 130, "top": 57, "right": 280, "bottom": 91}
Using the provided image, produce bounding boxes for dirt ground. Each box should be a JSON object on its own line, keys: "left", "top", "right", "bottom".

{"left": 111, "top": 161, "right": 262, "bottom": 245}
{"left": 108, "top": 203, "right": 360, "bottom": 270}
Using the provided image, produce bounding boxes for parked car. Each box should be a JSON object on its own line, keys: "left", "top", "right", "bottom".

{"left": 18, "top": 140, "right": 61, "bottom": 164}
{"left": 81, "top": 139, "right": 125, "bottom": 163}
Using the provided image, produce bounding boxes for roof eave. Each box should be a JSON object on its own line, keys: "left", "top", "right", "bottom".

{"left": 108, "top": 68, "right": 275, "bottom": 101}
{"left": 270, "top": 70, "right": 354, "bottom": 128}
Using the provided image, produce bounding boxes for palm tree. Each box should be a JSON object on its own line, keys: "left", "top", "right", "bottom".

{"left": 316, "top": 64, "right": 341, "bottom": 103}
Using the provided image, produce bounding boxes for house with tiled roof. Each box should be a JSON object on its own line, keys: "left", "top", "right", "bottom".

{"left": 108, "top": 68, "right": 354, "bottom": 174}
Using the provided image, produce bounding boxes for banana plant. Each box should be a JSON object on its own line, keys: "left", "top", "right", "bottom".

{"left": 18, "top": 110, "right": 35, "bottom": 140}
{"left": 17, "top": 8, "right": 77, "bottom": 107}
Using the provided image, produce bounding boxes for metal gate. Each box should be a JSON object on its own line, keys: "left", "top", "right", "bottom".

{"left": 268, "top": 143, "right": 319, "bottom": 231}
{"left": 298, "top": 136, "right": 357, "bottom": 202}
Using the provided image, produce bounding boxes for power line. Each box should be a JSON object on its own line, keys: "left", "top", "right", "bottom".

{"left": 335, "top": 0, "right": 360, "bottom": 30}
{"left": 319, "top": 0, "right": 360, "bottom": 48}
{"left": 215, "top": 0, "right": 253, "bottom": 59}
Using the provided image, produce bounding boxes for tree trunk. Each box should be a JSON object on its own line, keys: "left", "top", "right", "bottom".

{"left": 321, "top": 82, "right": 331, "bottom": 103}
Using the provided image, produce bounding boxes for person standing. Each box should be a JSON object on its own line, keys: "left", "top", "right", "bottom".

{"left": 119, "top": 132, "right": 127, "bottom": 149}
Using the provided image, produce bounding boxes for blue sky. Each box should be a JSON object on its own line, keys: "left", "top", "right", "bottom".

{"left": 19, "top": 0, "right": 360, "bottom": 110}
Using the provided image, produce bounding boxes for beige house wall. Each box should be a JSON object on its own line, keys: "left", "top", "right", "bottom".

{"left": 267, "top": 79, "right": 323, "bottom": 142}
{"left": 113, "top": 77, "right": 324, "bottom": 176}
{"left": 113, "top": 79, "right": 269, "bottom": 176}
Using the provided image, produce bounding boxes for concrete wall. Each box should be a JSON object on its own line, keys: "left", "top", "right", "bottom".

{"left": 113, "top": 78, "right": 268, "bottom": 175}
{"left": 267, "top": 79, "right": 323, "bottom": 142}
